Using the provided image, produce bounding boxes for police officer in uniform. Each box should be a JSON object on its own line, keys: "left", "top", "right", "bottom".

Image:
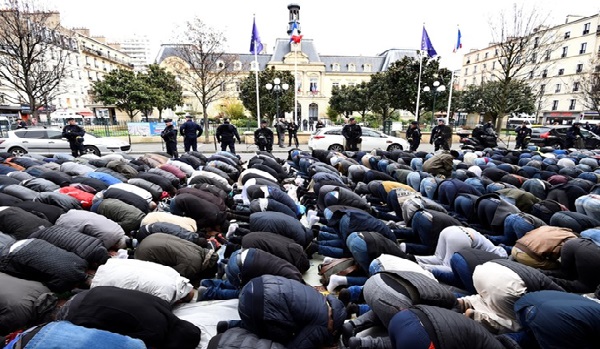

{"left": 216, "top": 118, "right": 241, "bottom": 154}
{"left": 254, "top": 120, "right": 274, "bottom": 152}
{"left": 406, "top": 121, "right": 422, "bottom": 151}
{"left": 179, "top": 115, "right": 203, "bottom": 152}
{"left": 160, "top": 118, "right": 178, "bottom": 158}
{"left": 62, "top": 117, "right": 86, "bottom": 157}
{"left": 342, "top": 117, "right": 362, "bottom": 151}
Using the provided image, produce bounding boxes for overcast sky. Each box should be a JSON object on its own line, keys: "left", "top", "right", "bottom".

{"left": 47, "top": 0, "right": 599, "bottom": 68}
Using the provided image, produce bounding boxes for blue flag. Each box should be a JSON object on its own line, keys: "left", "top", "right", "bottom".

{"left": 250, "top": 17, "right": 263, "bottom": 55}
{"left": 421, "top": 26, "right": 437, "bottom": 58}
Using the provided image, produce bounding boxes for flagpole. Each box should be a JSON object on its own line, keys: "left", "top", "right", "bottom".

{"left": 294, "top": 43, "right": 298, "bottom": 125}
{"left": 445, "top": 69, "right": 455, "bottom": 124}
{"left": 253, "top": 15, "right": 261, "bottom": 126}
{"left": 415, "top": 51, "right": 423, "bottom": 122}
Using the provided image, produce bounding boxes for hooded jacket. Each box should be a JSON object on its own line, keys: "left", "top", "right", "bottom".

{"left": 249, "top": 211, "right": 312, "bottom": 247}
{"left": 226, "top": 248, "right": 304, "bottom": 288}
{"left": 29, "top": 225, "right": 109, "bottom": 266}
{"left": 242, "top": 231, "right": 310, "bottom": 273}
{"left": 55, "top": 209, "right": 126, "bottom": 249}
{"left": 0, "top": 206, "right": 52, "bottom": 239}
{"left": 95, "top": 198, "right": 146, "bottom": 234}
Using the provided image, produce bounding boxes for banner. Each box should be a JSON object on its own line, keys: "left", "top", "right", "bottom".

{"left": 127, "top": 122, "right": 177, "bottom": 136}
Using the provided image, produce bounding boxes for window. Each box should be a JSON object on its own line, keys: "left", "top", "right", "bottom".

{"left": 250, "top": 61, "right": 258, "bottom": 71}
{"left": 573, "top": 81, "right": 580, "bottom": 91}
{"left": 492, "top": 61, "right": 496, "bottom": 70}
{"left": 552, "top": 100, "right": 559, "bottom": 110}
{"left": 464, "top": 67, "right": 468, "bottom": 75}
{"left": 545, "top": 50, "right": 551, "bottom": 61}
{"left": 531, "top": 52, "right": 537, "bottom": 62}
{"left": 483, "top": 64, "right": 487, "bottom": 70}
{"left": 580, "top": 43, "right": 587, "bottom": 54}
{"left": 555, "top": 84, "right": 561, "bottom": 93}
{"left": 309, "top": 78, "right": 318, "bottom": 93}
{"left": 515, "top": 56, "right": 521, "bottom": 64}
{"left": 476, "top": 53, "right": 480, "bottom": 61}
{"left": 332, "top": 63, "right": 340, "bottom": 71}
{"left": 494, "top": 48, "right": 499, "bottom": 56}
{"left": 540, "top": 84, "right": 545, "bottom": 93}
{"left": 76, "top": 56, "right": 79, "bottom": 66}
{"left": 564, "top": 31, "right": 570, "bottom": 39}
{"left": 562, "top": 47, "right": 568, "bottom": 58}
{"left": 233, "top": 61, "right": 242, "bottom": 71}
{"left": 569, "top": 99, "right": 576, "bottom": 110}
{"left": 332, "top": 82, "right": 339, "bottom": 89}
{"left": 541, "top": 69, "right": 547, "bottom": 78}
{"left": 558, "top": 68, "right": 564, "bottom": 75}
{"left": 583, "top": 22, "right": 590, "bottom": 35}
{"left": 473, "top": 65, "right": 477, "bottom": 74}
{"left": 484, "top": 52, "right": 489, "bottom": 59}
{"left": 363, "top": 64, "right": 372, "bottom": 72}
{"left": 347, "top": 63, "right": 356, "bottom": 72}
{"left": 576, "top": 63, "right": 583, "bottom": 73}
{"left": 528, "top": 71, "right": 534, "bottom": 79}
{"left": 534, "top": 37, "right": 539, "bottom": 48}
{"left": 219, "top": 83, "right": 226, "bottom": 92}
{"left": 463, "top": 79, "right": 467, "bottom": 86}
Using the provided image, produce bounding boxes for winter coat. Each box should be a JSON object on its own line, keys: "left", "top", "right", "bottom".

{"left": 60, "top": 162, "right": 95, "bottom": 176}
{"left": 177, "top": 187, "right": 227, "bottom": 212}
{"left": 95, "top": 167, "right": 129, "bottom": 183}
{"left": 106, "top": 160, "right": 138, "bottom": 179}
{"left": 490, "top": 259, "right": 564, "bottom": 292}
{"left": 246, "top": 185, "right": 298, "bottom": 216}
{"left": 208, "top": 328, "right": 285, "bottom": 349}
{"left": 0, "top": 192, "right": 23, "bottom": 206}
{"left": 238, "top": 275, "right": 346, "bottom": 349}
{"left": 57, "top": 186, "right": 95, "bottom": 210}
{"left": 30, "top": 225, "right": 109, "bottom": 266}
{"left": 0, "top": 272, "right": 56, "bottom": 336}
{"left": 137, "top": 222, "right": 201, "bottom": 245}
{"left": 35, "top": 191, "right": 83, "bottom": 212}
{"left": 149, "top": 168, "right": 180, "bottom": 187}
{"left": 1, "top": 184, "right": 39, "bottom": 201}
{"left": 238, "top": 168, "right": 278, "bottom": 186}
{"left": 226, "top": 248, "right": 304, "bottom": 288}
{"left": 101, "top": 187, "right": 150, "bottom": 213}
{"left": 14, "top": 201, "right": 63, "bottom": 224}
{"left": 95, "top": 198, "right": 146, "bottom": 234}
{"left": 542, "top": 238, "right": 600, "bottom": 293}
{"left": 0, "top": 238, "right": 88, "bottom": 292}
{"left": 91, "top": 258, "right": 193, "bottom": 304}
{"left": 141, "top": 212, "right": 198, "bottom": 233}
{"left": 136, "top": 172, "right": 176, "bottom": 195}
{"left": 134, "top": 233, "right": 217, "bottom": 284}
{"left": 128, "top": 178, "right": 163, "bottom": 201}
{"left": 70, "top": 176, "right": 109, "bottom": 192}
{"left": 168, "top": 160, "right": 196, "bottom": 176}
{"left": 21, "top": 178, "right": 60, "bottom": 192}
{"left": 250, "top": 211, "right": 312, "bottom": 247}
{"left": 60, "top": 286, "right": 201, "bottom": 349}
{"left": 55, "top": 209, "right": 126, "bottom": 249}
{"left": 242, "top": 231, "right": 310, "bottom": 273}
{"left": 0, "top": 206, "right": 52, "bottom": 239}
{"left": 171, "top": 193, "right": 225, "bottom": 230}
{"left": 86, "top": 171, "right": 123, "bottom": 186}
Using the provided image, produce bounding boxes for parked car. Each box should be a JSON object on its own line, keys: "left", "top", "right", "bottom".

{"left": 530, "top": 125, "right": 600, "bottom": 149}
{"left": 308, "top": 126, "right": 409, "bottom": 152}
{"left": 0, "top": 127, "right": 131, "bottom": 157}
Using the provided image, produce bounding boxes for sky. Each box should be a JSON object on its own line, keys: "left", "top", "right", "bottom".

{"left": 45, "top": 0, "right": 600, "bottom": 69}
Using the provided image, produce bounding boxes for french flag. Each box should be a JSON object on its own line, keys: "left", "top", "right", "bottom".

{"left": 290, "top": 22, "right": 302, "bottom": 44}
{"left": 453, "top": 28, "right": 462, "bottom": 52}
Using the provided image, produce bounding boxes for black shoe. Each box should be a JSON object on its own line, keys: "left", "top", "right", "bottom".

{"left": 305, "top": 241, "right": 319, "bottom": 259}
{"left": 338, "top": 288, "right": 351, "bottom": 306}
{"left": 216, "top": 321, "right": 230, "bottom": 334}
{"left": 341, "top": 321, "right": 356, "bottom": 346}
{"left": 346, "top": 303, "right": 359, "bottom": 318}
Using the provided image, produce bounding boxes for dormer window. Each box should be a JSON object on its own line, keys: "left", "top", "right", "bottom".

{"left": 363, "top": 64, "right": 372, "bottom": 72}
{"left": 332, "top": 63, "right": 340, "bottom": 71}
{"left": 348, "top": 63, "right": 356, "bottom": 72}
{"left": 233, "top": 61, "right": 242, "bottom": 70}
{"left": 216, "top": 60, "right": 225, "bottom": 70}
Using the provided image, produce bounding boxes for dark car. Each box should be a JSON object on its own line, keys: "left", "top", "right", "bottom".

{"left": 530, "top": 125, "right": 600, "bottom": 149}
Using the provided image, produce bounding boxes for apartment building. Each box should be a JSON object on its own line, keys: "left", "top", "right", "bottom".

{"left": 118, "top": 35, "right": 152, "bottom": 72}
{"left": 460, "top": 13, "right": 600, "bottom": 125}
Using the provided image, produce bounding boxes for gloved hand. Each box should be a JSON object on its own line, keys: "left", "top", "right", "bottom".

{"left": 238, "top": 139, "right": 242, "bottom": 144}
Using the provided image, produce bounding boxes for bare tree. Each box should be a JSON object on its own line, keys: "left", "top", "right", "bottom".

{"left": 174, "top": 18, "right": 238, "bottom": 142}
{"left": 578, "top": 56, "right": 600, "bottom": 117}
{"left": 487, "top": 3, "right": 559, "bottom": 129}
{"left": 0, "top": 0, "right": 74, "bottom": 120}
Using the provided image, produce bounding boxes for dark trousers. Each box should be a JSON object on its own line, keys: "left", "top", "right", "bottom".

{"left": 409, "top": 139, "right": 420, "bottom": 152}
{"left": 221, "top": 140, "right": 236, "bottom": 154}
{"left": 345, "top": 138, "right": 359, "bottom": 151}
{"left": 183, "top": 137, "right": 198, "bottom": 152}
{"left": 69, "top": 140, "right": 84, "bottom": 157}
{"left": 433, "top": 138, "right": 449, "bottom": 151}
{"left": 165, "top": 141, "right": 178, "bottom": 158}
{"left": 258, "top": 143, "right": 273, "bottom": 153}
{"left": 277, "top": 132, "right": 285, "bottom": 147}
{"left": 288, "top": 133, "right": 299, "bottom": 147}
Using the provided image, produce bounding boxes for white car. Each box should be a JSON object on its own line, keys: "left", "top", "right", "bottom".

{"left": 0, "top": 128, "right": 131, "bottom": 157}
{"left": 308, "top": 126, "right": 410, "bottom": 152}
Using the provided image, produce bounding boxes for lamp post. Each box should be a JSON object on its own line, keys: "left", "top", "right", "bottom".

{"left": 265, "top": 77, "right": 289, "bottom": 121}
{"left": 423, "top": 80, "right": 446, "bottom": 129}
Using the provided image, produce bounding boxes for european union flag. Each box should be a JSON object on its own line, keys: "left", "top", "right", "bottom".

{"left": 421, "top": 26, "right": 437, "bottom": 58}
{"left": 250, "top": 17, "right": 263, "bottom": 55}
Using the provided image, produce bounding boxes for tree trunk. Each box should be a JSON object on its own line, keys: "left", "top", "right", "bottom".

{"left": 158, "top": 109, "right": 163, "bottom": 122}
{"left": 202, "top": 103, "right": 209, "bottom": 143}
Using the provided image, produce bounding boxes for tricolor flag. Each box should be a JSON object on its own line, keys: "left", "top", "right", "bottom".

{"left": 453, "top": 28, "right": 462, "bottom": 53}
{"left": 249, "top": 17, "right": 263, "bottom": 55}
{"left": 421, "top": 26, "right": 437, "bottom": 58}
{"left": 290, "top": 22, "right": 302, "bottom": 44}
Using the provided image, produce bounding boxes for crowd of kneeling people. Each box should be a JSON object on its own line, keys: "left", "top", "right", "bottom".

{"left": 0, "top": 144, "right": 600, "bottom": 349}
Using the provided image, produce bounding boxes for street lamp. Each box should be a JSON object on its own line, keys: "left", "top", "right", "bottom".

{"left": 423, "top": 80, "right": 446, "bottom": 128}
{"left": 265, "top": 77, "right": 289, "bottom": 121}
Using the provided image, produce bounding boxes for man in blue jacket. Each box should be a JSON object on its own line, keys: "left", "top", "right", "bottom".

{"left": 179, "top": 115, "right": 203, "bottom": 152}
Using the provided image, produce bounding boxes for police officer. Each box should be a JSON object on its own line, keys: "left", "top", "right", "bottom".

{"left": 216, "top": 118, "right": 241, "bottom": 154}
{"left": 515, "top": 121, "right": 532, "bottom": 150}
{"left": 287, "top": 120, "right": 300, "bottom": 147}
{"left": 62, "top": 117, "right": 85, "bottom": 157}
{"left": 275, "top": 118, "right": 287, "bottom": 148}
{"left": 179, "top": 115, "right": 203, "bottom": 152}
{"left": 430, "top": 119, "right": 452, "bottom": 151}
{"left": 566, "top": 122, "right": 583, "bottom": 148}
{"left": 160, "top": 118, "right": 178, "bottom": 158}
{"left": 342, "top": 117, "right": 362, "bottom": 151}
{"left": 254, "top": 120, "right": 274, "bottom": 152}
{"left": 406, "top": 121, "right": 422, "bottom": 152}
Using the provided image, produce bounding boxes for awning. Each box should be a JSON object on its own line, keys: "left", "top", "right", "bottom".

{"left": 77, "top": 109, "right": 94, "bottom": 117}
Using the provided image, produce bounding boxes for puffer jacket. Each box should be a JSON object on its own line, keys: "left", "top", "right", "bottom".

{"left": 226, "top": 248, "right": 304, "bottom": 288}
{"left": 168, "top": 160, "right": 195, "bottom": 177}
{"left": 95, "top": 167, "right": 128, "bottom": 183}
{"left": 128, "top": 178, "right": 163, "bottom": 201}
{"left": 100, "top": 187, "right": 150, "bottom": 213}
{"left": 106, "top": 160, "right": 138, "bottom": 179}
{"left": 160, "top": 163, "right": 187, "bottom": 181}
{"left": 86, "top": 171, "right": 122, "bottom": 186}
{"left": 136, "top": 222, "right": 201, "bottom": 245}
{"left": 55, "top": 209, "right": 126, "bottom": 249}
{"left": 189, "top": 170, "right": 231, "bottom": 192}
{"left": 0, "top": 232, "right": 15, "bottom": 257}
{"left": 246, "top": 185, "right": 298, "bottom": 216}
{"left": 136, "top": 172, "right": 176, "bottom": 195}
{"left": 71, "top": 176, "right": 109, "bottom": 192}
{"left": 0, "top": 206, "right": 52, "bottom": 239}
{"left": 60, "top": 162, "right": 95, "bottom": 176}
{"left": 1, "top": 184, "right": 39, "bottom": 201}
{"left": 0, "top": 192, "right": 23, "bottom": 206}
{"left": 238, "top": 168, "right": 278, "bottom": 186}
{"left": 30, "top": 225, "right": 109, "bottom": 266}
{"left": 208, "top": 328, "right": 285, "bottom": 349}
{"left": 171, "top": 193, "right": 225, "bottom": 230}
{"left": 34, "top": 191, "right": 83, "bottom": 212}
{"left": 95, "top": 198, "right": 146, "bottom": 234}
{"left": 14, "top": 201, "right": 63, "bottom": 224}
{"left": 0, "top": 272, "right": 57, "bottom": 336}
{"left": 108, "top": 183, "right": 153, "bottom": 203}
{"left": 491, "top": 259, "right": 565, "bottom": 292}
{"left": 151, "top": 167, "right": 182, "bottom": 186}
{"left": 58, "top": 186, "right": 94, "bottom": 210}
{"left": 0, "top": 238, "right": 88, "bottom": 293}
{"left": 141, "top": 212, "right": 197, "bottom": 233}
{"left": 249, "top": 211, "right": 312, "bottom": 247}
{"left": 38, "top": 171, "right": 72, "bottom": 187}
{"left": 241, "top": 231, "right": 310, "bottom": 273}
{"left": 21, "top": 178, "right": 60, "bottom": 192}
{"left": 134, "top": 233, "right": 217, "bottom": 284}
{"left": 177, "top": 187, "right": 227, "bottom": 212}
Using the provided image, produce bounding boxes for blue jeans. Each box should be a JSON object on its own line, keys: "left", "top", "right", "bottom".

{"left": 200, "top": 279, "right": 240, "bottom": 300}
{"left": 522, "top": 179, "right": 547, "bottom": 200}
{"left": 410, "top": 158, "right": 423, "bottom": 171}
{"left": 347, "top": 232, "right": 370, "bottom": 273}
{"left": 406, "top": 172, "right": 422, "bottom": 191}
{"left": 318, "top": 231, "right": 346, "bottom": 257}
{"left": 419, "top": 177, "right": 439, "bottom": 199}
{"left": 575, "top": 194, "right": 600, "bottom": 217}
{"left": 450, "top": 253, "right": 476, "bottom": 294}
{"left": 403, "top": 210, "right": 435, "bottom": 255}
{"left": 464, "top": 178, "right": 485, "bottom": 194}
{"left": 454, "top": 195, "right": 477, "bottom": 221}
{"left": 488, "top": 213, "right": 535, "bottom": 246}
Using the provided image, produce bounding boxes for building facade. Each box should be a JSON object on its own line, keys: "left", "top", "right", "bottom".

{"left": 459, "top": 13, "right": 600, "bottom": 125}
{"left": 155, "top": 4, "right": 415, "bottom": 128}
{"left": 118, "top": 35, "right": 152, "bottom": 72}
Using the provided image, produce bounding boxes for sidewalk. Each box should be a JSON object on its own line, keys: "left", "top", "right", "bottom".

{"left": 129, "top": 142, "right": 312, "bottom": 154}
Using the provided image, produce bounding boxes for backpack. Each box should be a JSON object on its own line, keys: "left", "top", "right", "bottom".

{"left": 318, "top": 257, "right": 359, "bottom": 287}
{"left": 512, "top": 226, "right": 577, "bottom": 269}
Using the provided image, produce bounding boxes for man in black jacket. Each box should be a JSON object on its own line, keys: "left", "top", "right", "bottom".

{"left": 287, "top": 121, "right": 300, "bottom": 147}
{"left": 342, "top": 117, "right": 362, "bottom": 151}
{"left": 430, "top": 119, "right": 452, "bottom": 151}
{"left": 62, "top": 117, "right": 86, "bottom": 157}
{"left": 565, "top": 122, "right": 583, "bottom": 148}
{"left": 515, "top": 121, "right": 532, "bottom": 150}
{"left": 216, "top": 118, "right": 241, "bottom": 154}
{"left": 161, "top": 118, "right": 178, "bottom": 158}
{"left": 179, "top": 115, "right": 203, "bottom": 152}
{"left": 275, "top": 118, "right": 287, "bottom": 148}
{"left": 254, "top": 121, "right": 274, "bottom": 152}
{"left": 406, "top": 121, "right": 421, "bottom": 151}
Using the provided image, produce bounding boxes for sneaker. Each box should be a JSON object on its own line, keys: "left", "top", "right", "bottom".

{"left": 338, "top": 288, "right": 351, "bottom": 306}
